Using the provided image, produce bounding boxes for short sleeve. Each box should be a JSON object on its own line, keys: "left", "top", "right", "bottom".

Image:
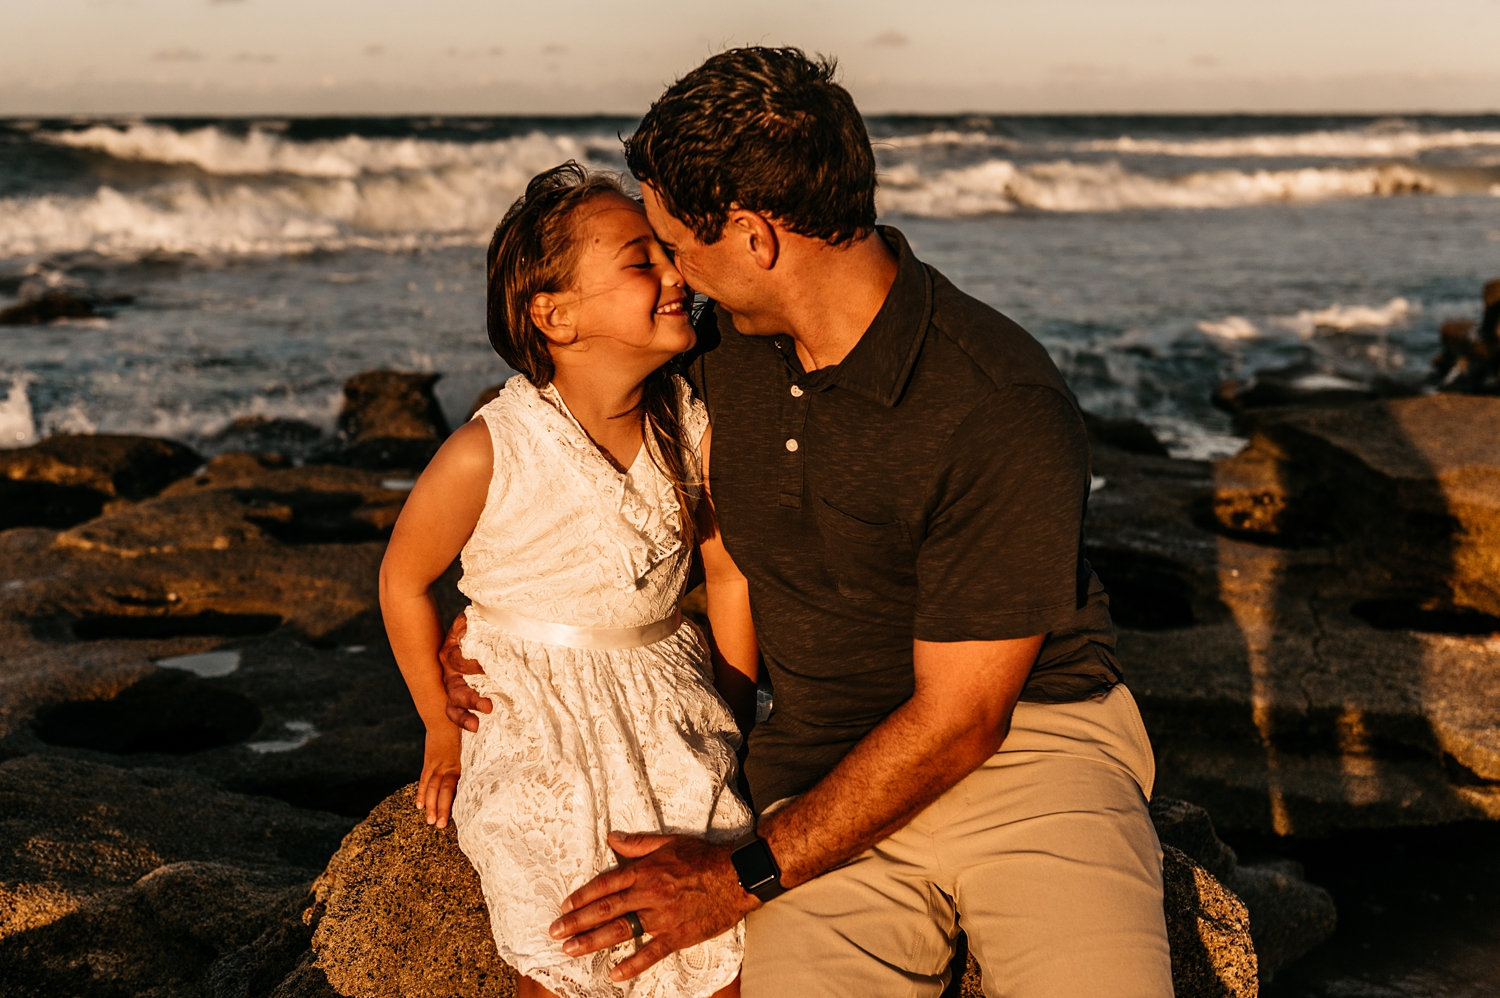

{"left": 914, "top": 384, "right": 1091, "bottom": 642}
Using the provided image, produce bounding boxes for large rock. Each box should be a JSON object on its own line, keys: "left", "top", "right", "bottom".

{"left": 1235, "top": 394, "right": 1500, "bottom": 615}
{"left": 324, "top": 370, "right": 450, "bottom": 470}
{"left": 306, "top": 787, "right": 1271, "bottom": 998}
{"left": 0, "top": 451, "right": 436, "bottom": 819}
{"left": 0, "top": 755, "right": 351, "bottom": 997}
{"left": 307, "top": 786, "right": 516, "bottom": 998}
{"left": 1085, "top": 393, "right": 1500, "bottom": 835}
{"left": 200, "top": 417, "right": 329, "bottom": 463}
{"left": 1151, "top": 798, "right": 1335, "bottom": 978}
{"left": 0, "top": 433, "right": 202, "bottom": 529}
{"left": 0, "top": 290, "right": 131, "bottom": 325}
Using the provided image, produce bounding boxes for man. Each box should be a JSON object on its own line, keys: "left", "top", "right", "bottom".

{"left": 447, "top": 47, "right": 1172, "bottom": 997}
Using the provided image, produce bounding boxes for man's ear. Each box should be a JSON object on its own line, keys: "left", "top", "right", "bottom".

{"left": 727, "top": 209, "right": 779, "bottom": 270}
{"left": 530, "top": 292, "right": 575, "bottom": 346}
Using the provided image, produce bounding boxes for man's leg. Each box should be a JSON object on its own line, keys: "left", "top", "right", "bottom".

{"left": 943, "top": 684, "right": 1173, "bottom": 998}
{"left": 741, "top": 807, "right": 959, "bottom": 998}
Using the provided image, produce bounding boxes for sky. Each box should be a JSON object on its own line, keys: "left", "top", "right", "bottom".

{"left": 3, "top": 0, "right": 1499, "bottom": 116}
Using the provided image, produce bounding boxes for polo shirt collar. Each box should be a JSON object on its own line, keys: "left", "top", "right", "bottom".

{"left": 817, "top": 225, "right": 931, "bottom": 408}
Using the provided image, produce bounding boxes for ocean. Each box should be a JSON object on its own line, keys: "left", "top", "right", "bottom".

{"left": 3, "top": 113, "right": 1499, "bottom": 460}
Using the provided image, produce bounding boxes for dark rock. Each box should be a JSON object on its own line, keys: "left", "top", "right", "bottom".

{"left": 307, "top": 786, "right": 517, "bottom": 998}
{"left": 1086, "top": 395, "right": 1500, "bottom": 836}
{"left": 0, "top": 455, "right": 429, "bottom": 817}
{"left": 305, "top": 786, "right": 1260, "bottom": 998}
{"left": 0, "top": 434, "right": 202, "bottom": 530}
{"left": 1430, "top": 278, "right": 1500, "bottom": 394}
{"left": 1160, "top": 846, "right": 1258, "bottom": 998}
{"left": 0, "top": 290, "right": 132, "bottom": 326}
{"left": 1153, "top": 797, "right": 1336, "bottom": 979}
{"left": 1082, "top": 409, "right": 1171, "bottom": 457}
{"left": 1243, "top": 394, "right": 1500, "bottom": 615}
{"left": 0, "top": 755, "right": 348, "bottom": 920}
{"left": 0, "top": 755, "right": 353, "bottom": 998}
{"left": 1212, "top": 362, "right": 1420, "bottom": 430}
{"left": 202, "top": 417, "right": 328, "bottom": 462}
{"left": 323, "top": 370, "right": 449, "bottom": 470}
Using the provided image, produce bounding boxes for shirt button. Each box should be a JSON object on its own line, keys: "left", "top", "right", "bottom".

{"left": 785, "top": 438, "right": 799, "bottom": 453}
{"left": 789, "top": 385, "right": 804, "bottom": 398}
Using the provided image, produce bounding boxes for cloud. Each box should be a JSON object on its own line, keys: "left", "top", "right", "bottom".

{"left": 364, "top": 44, "right": 386, "bottom": 57}
{"left": 208, "top": 0, "right": 247, "bottom": 4}
{"left": 869, "top": 30, "right": 910, "bottom": 48}
{"left": 1191, "top": 55, "right": 1222, "bottom": 69}
{"left": 447, "top": 46, "right": 504, "bottom": 58}
{"left": 233, "top": 51, "right": 277, "bottom": 64}
{"left": 152, "top": 46, "right": 204, "bottom": 62}
{"left": 541, "top": 43, "right": 568, "bottom": 56}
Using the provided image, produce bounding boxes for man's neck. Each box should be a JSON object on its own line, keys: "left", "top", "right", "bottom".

{"left": 778, "top": 228, "right": 899, "bottom": 372}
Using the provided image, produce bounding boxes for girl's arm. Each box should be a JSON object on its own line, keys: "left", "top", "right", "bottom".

{"left": 695, "top": 425, "right": 760, "bottom": 735}
{"left": 378, "top": 418, "right": 493, "bottom": 828}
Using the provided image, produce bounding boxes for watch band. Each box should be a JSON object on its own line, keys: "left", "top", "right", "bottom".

{"left": 730, "top": 833, "right": 786, "bottom": 903}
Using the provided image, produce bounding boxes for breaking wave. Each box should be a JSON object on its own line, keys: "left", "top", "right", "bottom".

{"left": 38, "top": 122, "right": 614, "bottom": 179}
{"left": 1068, "top": 126, "right": 1500, "bottom": 160}
{"left": 1197, "top": 298, "right": 1419, "bottom": 342}
{"left": 2, "top": 131, "right": 614, "bottom": 260}
{"left": 877, "top": 159, "right": 1470, "bottom": 216}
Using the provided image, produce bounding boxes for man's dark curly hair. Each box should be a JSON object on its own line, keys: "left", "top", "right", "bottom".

{"left": 624, "top": 46, "right": 877, "bottom": 246}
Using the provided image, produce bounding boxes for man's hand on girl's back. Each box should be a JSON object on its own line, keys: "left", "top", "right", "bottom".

{"left": 438, "top": 612, "right": 491, "bottom": 731}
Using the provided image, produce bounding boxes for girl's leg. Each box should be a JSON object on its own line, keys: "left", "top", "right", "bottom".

{"left": 516, "top": 975, "right": 564, "bottom": 998}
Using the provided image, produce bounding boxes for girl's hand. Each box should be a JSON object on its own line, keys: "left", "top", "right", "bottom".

{"left": 418, "top": 724, "right": 463, "bottom": 828}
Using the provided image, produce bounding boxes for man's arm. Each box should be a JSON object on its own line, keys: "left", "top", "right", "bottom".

{"left": 548, "top": 632, "right": 1042, "bottom": 982}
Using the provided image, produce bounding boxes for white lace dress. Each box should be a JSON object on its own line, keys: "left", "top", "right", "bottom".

{"left": 449, "top": 374, "right": 751, "bottom": 998}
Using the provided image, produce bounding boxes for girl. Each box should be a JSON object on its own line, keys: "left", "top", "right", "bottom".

{"left": 378, "top": 162, "right": 757, "bottom": 998}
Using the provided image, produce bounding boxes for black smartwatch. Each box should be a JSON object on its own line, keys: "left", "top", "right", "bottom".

{"left": 730, "top": 832, "right": 786, "bottom": 903}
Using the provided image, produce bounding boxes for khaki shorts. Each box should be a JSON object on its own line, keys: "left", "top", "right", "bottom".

{"left": 741, "top": 684, "right": 1173, "bottom": 998}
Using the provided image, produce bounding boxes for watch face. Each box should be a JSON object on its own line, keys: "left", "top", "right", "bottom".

{"left": 733, "top": 837, "right": 784, "bottom": 900}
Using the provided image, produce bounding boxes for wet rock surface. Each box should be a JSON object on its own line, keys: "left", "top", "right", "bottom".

{"left": 0, "top": 433, "right": 202, "bottom": 529}
{"left": 0, "top": 290, "right": 133, "bottom": 326}
{"left": 1087, "top": 393, "right": 1500, "bottom": 836}
{"left": 321, "top": 370, "right": 450, "bottom": 470}
{"left": 0, "top": 756, "right": 349, "bottom": 998}
{"left": 16, "top": 366, "right": 1500, "bottom": 995}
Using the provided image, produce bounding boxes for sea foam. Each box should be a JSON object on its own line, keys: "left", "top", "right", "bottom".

{"left": 1070, "top": 126, "right": 1500, "bottom": 160}
{"left": 39, "top": 123, "right": 606, "bottom": 179}
{"left": 0, "top": 375, "right": 37, "bottom": 447}
{"left": 1275, "top": 298, "right": 1418, "bottom": 338}
{"left": 877, "top": 159, "right": 1456, "bottom": 215}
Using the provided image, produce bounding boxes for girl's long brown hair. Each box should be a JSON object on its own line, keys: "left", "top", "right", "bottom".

{"left": 485, "top": 161, "right": 697, "bottom": 544}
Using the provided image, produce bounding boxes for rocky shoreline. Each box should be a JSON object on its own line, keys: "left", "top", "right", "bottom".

{"left": 2, "top": 361, "right": 1496, "bottom": 997}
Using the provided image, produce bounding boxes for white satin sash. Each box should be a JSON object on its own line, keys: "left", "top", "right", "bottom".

{"left": 469, "top": 603, "right": 682, "bottom": 651}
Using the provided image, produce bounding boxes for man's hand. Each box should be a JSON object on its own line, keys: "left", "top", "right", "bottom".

{"left": 439, "top": 612, "right": 491, "bottom": 731}
{"left": 548, "top": 833, "right": 757, "bottom": 982}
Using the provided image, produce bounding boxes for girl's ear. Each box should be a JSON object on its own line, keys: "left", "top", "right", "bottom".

{"left": 727, "top": 209, "right": 779, "bottom": 270}
{"left": 530, "top": 292, "right": 575, "bottom": 346}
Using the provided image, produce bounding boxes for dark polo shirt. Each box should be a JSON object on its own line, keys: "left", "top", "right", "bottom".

{"left": 691, "top": 226, "right": 1121, "bottom": 810}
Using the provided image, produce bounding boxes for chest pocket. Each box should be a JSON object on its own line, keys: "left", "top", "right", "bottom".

{"left": 813, "top": 498, "right": 915, "bottom": 602}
